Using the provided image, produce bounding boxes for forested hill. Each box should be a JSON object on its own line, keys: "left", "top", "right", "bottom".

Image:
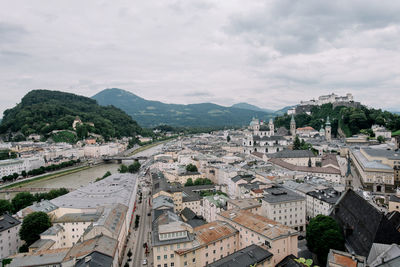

{"left": 0, "top": 90, "right": 142, "bottom": 141}
{"left": 92, "top": 88, "right": 273, "bottom": 127}
{"left": 274, "top": 103, "right": 400, "bottom": 137}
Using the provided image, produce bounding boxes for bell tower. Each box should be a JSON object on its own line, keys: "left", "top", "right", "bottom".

{"left": 290, "top": 115, "right": 296, "bottom": 137}
{"left": 325, "top": 116, "right": 332, "bottom": 142}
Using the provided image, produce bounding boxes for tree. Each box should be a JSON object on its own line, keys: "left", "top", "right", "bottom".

{"left": 0, "top": 199, "right": 12, "bottom": 215}
{"left": 21, "top": 170, "right": 27, "bottom": 177}
{"left": 127, "top": 249, "right": 133, "bottom": 258}
{"left": 227, "top": 135, "right": 231, "bottom": 142}
{"left": 19, "top": 212, "right": 52, "bottom": 247}
{"left": 306, "top": 215, "right": 345, "bottom": 265}
{"left": 377, "top": 135, "right": 385, "bottom": 143}
{"left": 12, "top": 192, "right": 36, "bottom": 213}
{"left": 185, "top": 178, "right": 194, "bottom": 187}
{"left": 293, "top": 136, "right": 301, "bottom": 150}
{"left": 118, "top": 164, "right": 128, "bottom": 173}
{"left": 186, "top": 163, "right": 198, "bottom": 172}
{"left": 128, "top": 161, "right": 141, "bottom": 173}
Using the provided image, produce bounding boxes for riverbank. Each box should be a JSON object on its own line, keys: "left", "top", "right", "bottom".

{"left": 0, "top": 165, "right": 91, "bottom": 190}
{"left": 129, "top": 138, "right": 175, "bottom": 156}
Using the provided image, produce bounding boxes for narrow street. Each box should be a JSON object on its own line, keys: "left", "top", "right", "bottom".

{"left": 123, "top": 177, "right": 153, "bottom": 267}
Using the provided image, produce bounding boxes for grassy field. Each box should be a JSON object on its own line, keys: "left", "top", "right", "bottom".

{"left": 0, "top": 165, "right": 90, "bottom": 190}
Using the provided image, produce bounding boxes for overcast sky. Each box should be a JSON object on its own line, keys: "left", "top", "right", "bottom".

{"left": 1, "top": 0, "right": 400, "bottom": 116}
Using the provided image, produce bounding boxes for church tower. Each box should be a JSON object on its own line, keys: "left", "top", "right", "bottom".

{"left": 269, "top": 118, "right": 274, "bottom": 136}
{"left": 345, "top": 152, "right": 353, "bottom": 190}
{"left": 290, "top": 115, "right": 296, "bottom": 137}
{"left": 325, "top": 116, "right": 332, "bottom": 142}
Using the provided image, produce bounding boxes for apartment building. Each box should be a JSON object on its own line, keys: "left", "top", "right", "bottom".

{"left": 174, "top": 221, "right": 239, "bottom": 267}
{"left": 261, "top": 186, "right": 306, "bottom": 231}
{"left": 0, "top": 214, "right": 21, "bottom": 259}
{"left": 306, "top": 188, "right": 340, "bottom": 220}
{"left": 217, "top": 209, "right": 298, "bottom": 265}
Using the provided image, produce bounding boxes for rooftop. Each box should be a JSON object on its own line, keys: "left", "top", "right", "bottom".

{"left": 218, "top": 209, "right": 297, "bottom": 240}
{"left": 64, "top": 234, "right": 117, "bottom": 260}
{"left": 50, "top": 173, "right": 138, "bottom": 209}
{"left": 263, "top": 186, "right": 305, "bottom": 204}
{"left": 0, "top": 214, "right": 21, "bottom": 233}
{"left": 227, "top": 198, "right": 261, "bottom": 210}
{"left": 269, "top": 149, "right": 315, "bottom": 159}
{"left": 193, "top": 220, "right": 238, "bottom": 247}
{"left": 207, "top": 244, "right": 273, "bottom": 267}
{"left": 307, "top": 188, "right": 341, "bottom": 205}
{"left": 352, "top": 149, "right": 393, "bottom": 171}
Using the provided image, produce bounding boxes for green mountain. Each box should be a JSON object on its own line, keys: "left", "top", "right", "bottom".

{"left": 92, "top": 88, "right": 273, "bottom": 127}
{"left": 0, "top": 90, "right": 141, "bottom": 141}
{"left": 231, "top": 102, "right": 274, "bottom": 113}
{"left": 274, "top": 103, "right": 400, "bottom": 137}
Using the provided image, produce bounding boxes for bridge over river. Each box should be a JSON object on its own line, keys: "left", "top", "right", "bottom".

{"left": 102, "top": 156, "right": 148, "bottom": 163}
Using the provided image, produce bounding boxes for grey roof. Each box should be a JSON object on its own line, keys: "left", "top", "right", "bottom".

{"left": 231, "top": 174, "right": 255, "bottom": 183}
{"left": 362, "top": 147, "right": 400, "bottom": 160}
{"left": 0, "top": 214, "right": 21, "bottom": 233}
{"left": 389, "top": 195, "right": 400, "bottom": 203}
{"left": 152, "top": 172, "right": 182, "bottom": 194}
{"left": 181, "top": 207, "right": 196, "bottom": 221}
{"left": 207, "top": 244, "right": 273, "bottom": 267}
{"left": 307, "top": 188, "right": 341, "bottom": 205}
{"left": 153, "top": 195, "right": 174, "bottom": 210}
{"left": 186, "top": 219, "right": 206, "bottom": 228}
{"left": 276, "top": 254, "right": 305, "bottom": 267}
{"left": 151, "top": 210, "right": 195, "bottom": 247}
{"left": 75, "top": 251, "right": 113, "bottom": 267}
{"left": 368, "top": 243, "right": 400, "bottom": 267}
{"left": 263, "top": 186, "right": 305, "bottom": 204}
{"left": 269, "top": 149, "right": 315, "bottom": 158}
{"left": 51, "top": 173, "right": 138, "bottom": 209}
{"left": 352, "top": 150, "right": 393, "bottom": 171}
{"left": 41, "top": 224, "right": 64, "bottom": 236}
{"left": 330, "top": 189, "right": 400, "bottom": 257}
{"left": 54, "top": 212, "right": 101, "bottom": 223}
{"left": 22, "top": 200, "right": 58, "bottom": 214}
{"left": 9, "top": 249, "right": 69, "bottom": 267}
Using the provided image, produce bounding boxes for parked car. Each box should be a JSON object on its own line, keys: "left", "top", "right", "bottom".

{"left": 142, "top": 259, "right": 147, "bottom": 265}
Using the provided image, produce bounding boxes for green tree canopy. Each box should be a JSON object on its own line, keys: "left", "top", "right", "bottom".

{"left": 19, "top": 212, "right": 52, "bottom": 247}
{"left": 0, "top": 199, "right": 13, "bottom": 215}
{"left": 12, "top": 192, "right": 36, "bottom": 213}
{"left": 118, "top": 164, "right": 128, "bottom": 173}
{"left": 306, "top": 215, "right": 345, "bottom": 265}
{"left": 186, "top": 163, "right": 198, "bottom": 173}
{"left": 185, "top": 178, "right": 194, "bottom": 187}
{"left": 128, "top": 161, "right": 141, "bottom": 173}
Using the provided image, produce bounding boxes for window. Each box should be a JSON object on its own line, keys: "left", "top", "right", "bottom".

{"left": 157, "top": 256, "right": 161, "bottom": 260}
{"left": 170, "top": 254, "right": 174, "bottom": 258}
{"left": 213, "top": 250, "right": 216, "bottom": 254}
{"left": 184, "top": 262, "right": 187, "bottom": 266}
{"left": 171, "top": 263, "right": 174, "bottom": 267}
{"left": 164, "top": 255, "right": 167, "bottom": 259}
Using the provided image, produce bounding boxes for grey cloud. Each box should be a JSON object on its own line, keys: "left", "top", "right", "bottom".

{"left": 0, "top": 23, "right": 28, "bottom": 44}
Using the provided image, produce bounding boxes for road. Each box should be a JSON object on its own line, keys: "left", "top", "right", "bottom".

{"left": 123, "top": 157, "right": 159, "bottom": 266}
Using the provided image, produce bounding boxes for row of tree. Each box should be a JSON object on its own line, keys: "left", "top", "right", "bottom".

{"left": 1, "top": 159, "right": 79, "bottom": 183}
{"left": 185, "top": 178, "right": 213, "bottom": 187}
{"left": 0, "top": 189, "right": 69, "bottom": 215}
{"left": 118, "top": 161, "right": 141, "bottom": 174}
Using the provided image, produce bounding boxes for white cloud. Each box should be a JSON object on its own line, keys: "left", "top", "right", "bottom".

{"left": 0, "top": 0, "right": 400, "bottom": 115}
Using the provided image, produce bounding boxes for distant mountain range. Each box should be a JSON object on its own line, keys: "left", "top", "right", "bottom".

{"left": 92, "top": 88, "right": 275, "bottom": 128}
{"left": 231, "top": 102, "right": 275, "bottom": 113}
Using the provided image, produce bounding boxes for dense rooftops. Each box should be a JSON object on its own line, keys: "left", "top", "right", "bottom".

{"left": 263, "top": 186, "right": 305, "bottom": 204}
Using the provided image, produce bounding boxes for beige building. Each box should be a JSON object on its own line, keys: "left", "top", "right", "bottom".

{"left": 174, "top": 221, "right": 239, "bottom": 267}
{"left": 389, "top": 194, "right": 400, "bottom": 213}
{"left": 261, "top": 186, "right": 306, "bottom": 231}
{"left": 217, "top": 209, "right": 298, "bottom": 266}
{"left": 350, "top": 147, "right": 400, "bottom": 191}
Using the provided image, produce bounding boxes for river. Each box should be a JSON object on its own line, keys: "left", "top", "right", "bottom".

{"left": 0, "top": 144, "right": 163, "bottom": 200}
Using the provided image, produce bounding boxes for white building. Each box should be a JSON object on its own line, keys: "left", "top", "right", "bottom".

{"left": 201, "top": 194, "right": 229, "bottom": 222}
{"left": 0, "top": 156, "right": 45, "bottom": 178}
{"left": 372, "top": 125, "right": 392, "bottom": 139}
{"left": 0, "top": 214, "right": 22, "bottom": 259}
{"left": 305, "top": 188, "right": 341, "bottom": 221}
{"left": 300, "top": 93, "right": 353, "bottom": 106}
{"left": 261, "top": 186, "right": 306, "bottom": 232}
